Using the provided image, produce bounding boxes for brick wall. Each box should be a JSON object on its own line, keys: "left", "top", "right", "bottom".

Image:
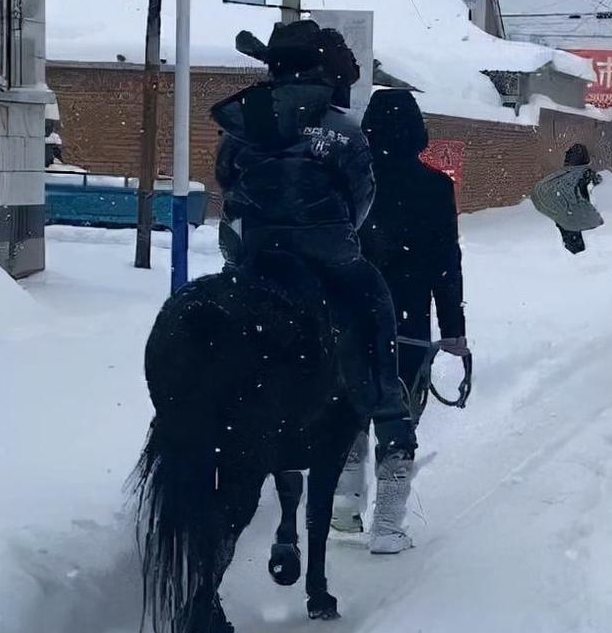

{"left": 47, "top": 62, "right": 612, "bottom": 215}
{"left": 426, "top": 110, "right": 612, "bottom": 212}
{"left": 47, "top": 63, "right": 264, "bottom": 215}
{"left": 425, "top": 114, "right": 539, "bottom": 211}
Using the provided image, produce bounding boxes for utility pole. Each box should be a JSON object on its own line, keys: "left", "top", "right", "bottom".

{"left": 171, "top": 0, "right": 191, "bottom": 293}
{"left": 135, "top": 0, "right": 162, "bottom": 270}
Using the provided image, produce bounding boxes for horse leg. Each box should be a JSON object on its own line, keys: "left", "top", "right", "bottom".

{"left": 269, "top": 471, "right": 303, "bottom": 586}
{"left": 306, "top": 403, "right": 359, "bottom": 620}
{"left": 186, "top": 466, "right": 267, "bottom": 633}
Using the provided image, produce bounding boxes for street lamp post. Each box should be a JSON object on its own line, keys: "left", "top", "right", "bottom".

{"left": 171, "top": 0, "right": 191, "bottom": 294}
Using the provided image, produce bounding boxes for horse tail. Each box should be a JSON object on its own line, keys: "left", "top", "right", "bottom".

{"left": 130, "top": 403, "right": 218, "bottom": 633}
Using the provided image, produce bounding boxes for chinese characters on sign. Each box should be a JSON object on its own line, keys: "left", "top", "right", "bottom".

{"left": 568, "top": 50, "right": 612, "bottom": 109}
{"left": 420, "top": 140, "right": 466, "bottom": 213}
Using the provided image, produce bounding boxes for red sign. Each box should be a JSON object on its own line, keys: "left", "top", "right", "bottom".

{"left": 420, "top": 140, "right": 465, "bottom": 212}
{"left": 567, "top": 49, "right": 612, "bottom": 109}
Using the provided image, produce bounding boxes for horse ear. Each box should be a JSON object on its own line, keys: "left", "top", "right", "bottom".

{"left": 236, "top": 31, "right": 269, "bottom": 63}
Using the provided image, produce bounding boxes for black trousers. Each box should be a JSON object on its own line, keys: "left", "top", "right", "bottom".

{"left": 317, "top": 257, "right": 415, "bottom": 454}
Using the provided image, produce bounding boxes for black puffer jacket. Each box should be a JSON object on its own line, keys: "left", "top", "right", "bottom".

{"left": 212, "top": 79, "right": 375, "bottom": 265}
{"left": 360, "top": 89, "right": 465, "bottom": 383}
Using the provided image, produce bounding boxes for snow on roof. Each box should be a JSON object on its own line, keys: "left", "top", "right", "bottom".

{"left": 548, "top": 48, "right": 596, "bottom": 82}
{"left": 45, "top": 0, "right": 598, "bottom": 123}
{"left": 460, "top": 33, "right": 595, "bottom": 81}
{"left": 47, "top": 0, "right": 594, "bottom": 76}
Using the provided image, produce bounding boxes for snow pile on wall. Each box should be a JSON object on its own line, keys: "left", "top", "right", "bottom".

{"left": 517, "top": 94, "right": 612, "bottom": 126}
{"left": 46, "top": 0, "right": 596, "bottom": 124}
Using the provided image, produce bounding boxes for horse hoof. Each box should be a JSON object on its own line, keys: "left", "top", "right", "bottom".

{"left": 307, "top": 592, "right": 340, "bottom": 621}
{"left": 268, "top": 543, "right": 301, "bottom": 586}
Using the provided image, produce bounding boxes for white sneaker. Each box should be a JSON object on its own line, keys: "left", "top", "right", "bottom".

{"left": 370, "top": 532, "right": 413, "bottom": 555}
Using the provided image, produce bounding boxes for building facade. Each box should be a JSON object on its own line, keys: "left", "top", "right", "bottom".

{"left": 47, "top": 61, "right": 612, "bottom": 215}
{"left": 1, "top": 0, "right": 52, "bottom": 278}
{"left": 47, "top": 62, "right": 263, "bottom": 217}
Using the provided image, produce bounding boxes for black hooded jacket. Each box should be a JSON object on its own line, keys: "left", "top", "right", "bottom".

{"left": 212, "top": 78, "right": 375, "bottom": 265}
{"left": 360, "top": 90, "right": 466, "bottom": 360}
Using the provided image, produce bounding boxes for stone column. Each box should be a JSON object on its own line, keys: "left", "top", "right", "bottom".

{"left": 0, "top": 0, "right": 50, "bottom": 278}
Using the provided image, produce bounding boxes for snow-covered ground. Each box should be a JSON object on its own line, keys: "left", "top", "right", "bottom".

{"left": 2, "top": 178, "right": 612, "bottom": 633}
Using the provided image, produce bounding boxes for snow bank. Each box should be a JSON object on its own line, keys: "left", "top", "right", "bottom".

{"left": 44, "top": 223, "right": 220, "bottom": 257}
{"left": 0, "top": 268, "right": 45, "bottom": 331}
{"left": 47, "top": 0, "right": 595, "bottom": 124}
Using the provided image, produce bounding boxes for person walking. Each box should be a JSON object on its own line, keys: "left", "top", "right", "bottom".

{"left": 333, "top": 89, "right": 468, "bottom": 554}
{"left": 534, "top": 143, "right": 603, "bottom": 255}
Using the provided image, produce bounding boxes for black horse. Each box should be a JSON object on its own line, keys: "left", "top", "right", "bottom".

{"left": 131, "top": 250, "right": 375, "bottom": 633}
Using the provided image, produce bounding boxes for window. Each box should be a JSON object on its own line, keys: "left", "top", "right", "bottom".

{"left": 0, "top": 0, "right": 8, "bottom": 87}
{"left": 0, "top": 0, "right": 22, "bottom": 89}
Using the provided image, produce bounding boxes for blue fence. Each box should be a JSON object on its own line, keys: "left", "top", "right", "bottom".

{"left": 45, "top": 172, "right": 208, "bottom": 230}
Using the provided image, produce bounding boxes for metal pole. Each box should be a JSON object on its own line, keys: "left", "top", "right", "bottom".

{"left": 171, "top": 0, "right": 191, "bottom": 294}
{"left": 135, "top": 0, "right": 162, "bottom": 270}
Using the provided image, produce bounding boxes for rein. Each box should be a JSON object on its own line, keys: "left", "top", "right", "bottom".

{"left": 397, "top": 336, "right": 473, "bottom": 425}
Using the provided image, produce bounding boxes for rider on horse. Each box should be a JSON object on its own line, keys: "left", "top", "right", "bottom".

{"left": 211, "top": 20, "right": 415, "bottom": 456}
